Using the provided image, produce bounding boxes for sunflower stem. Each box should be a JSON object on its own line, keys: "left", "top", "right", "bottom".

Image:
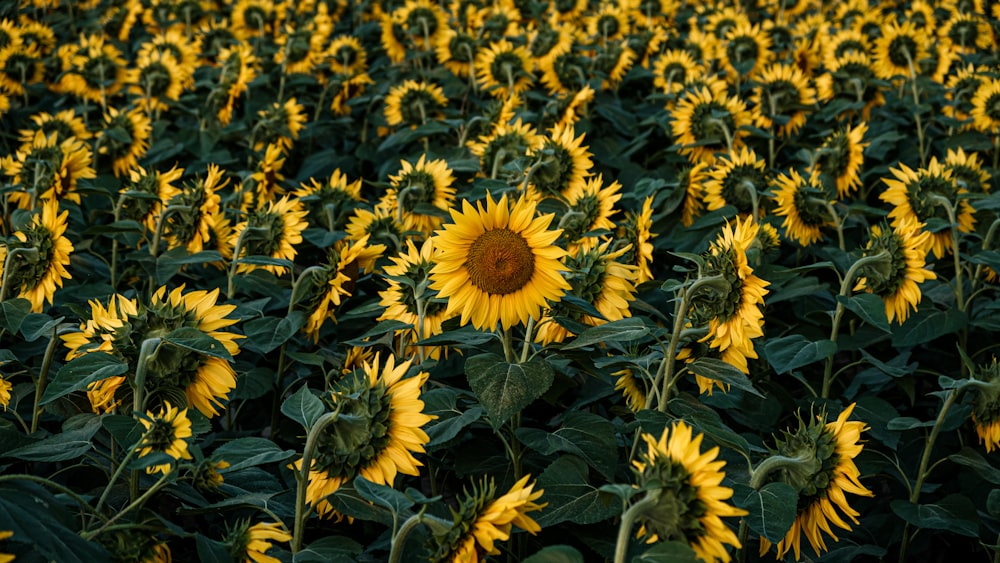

{"left": 149, "top": 204, "right": 191, "bottom": 259}
{"left": 91, "top": 427, "right": 147, "bottom": 525}
{"left": 29, "top": 325, "right": 59, "bottom": 433}
{"left": 928, "top": 194, "right": 965, "bottom": 312}
{"left": 970, "top": 217, "right": 1000, "bottom": 301}
{"left": 748, "top": 452, "right": 817, "bottom": 490}
{"left": 501, "top": 326, "right": 516, "bottom": 363}
{"left": 613, "top": 492, "right": 658, "bottom": 563}
{"left": 0, "top": 247, "right": 39, "bottom": 303}
{"left": 904, "top": 50, "right": 927, "bottom": 167}
{"left": 388, "top": 511, "right": 452, "bottom": 563}
{"left": 110, "top": 192, "right": 128, "bottom": 289}
{"left": 292, "top": 406, "right": 344, "bottom": 554}
{"left": 83, "top": 473, "right": 171, "bottom": 541}
{"left": 822, "top": 251, "right": 892, "bottom": 398}
{"left": 520, "top": 316, "right": 535, "bottom": 364}
{"left": 819, "top": 199, "right": 845, "bottom": 252}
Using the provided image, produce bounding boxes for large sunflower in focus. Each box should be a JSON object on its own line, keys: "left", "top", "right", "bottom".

{"left": 430, "top": 193, "right": 571, "bottom": 331}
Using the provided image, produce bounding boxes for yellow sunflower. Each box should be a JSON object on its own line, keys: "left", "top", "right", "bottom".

{"left": 429, "top": 192, "right": 571, "bottom": 331}
{"left": 0, "top": 42, "right": 43, "bottom": 96}
{"left": 274, "top": 23, "right": 323, "bottom": 76}
{"left": 721, "top": 20, "right": 773, "bottom": 79}
{"left": 880, "top": 159, "right": 975, "bottom": 259}
{"left": 751, "top": 62, "right": 816, "bottom": 137}
{"left": 821, "top": 29, "right": 871, "bottom": 70}
{"left": 126, "top": 48, "right": 186, "bottom": 114}
{"left": 300, "top": 235, "right": 386, "bottom": 342}
{"left": 252, "top": 98, "right": 307, "bottom": 152}
{"left": 814, "top": 121, "right": 869, "bottom": 198}
{"left": 213, "top": 42, "right": 259, "bottom": 127}
{"left": 231, "top": 0, "right": 282, "bottom": 39}
{"left": 384, "top": 79, "right": 448, "bottom": 128}
{"left": 161, "top": 164, "right": 227, "bottom": 254}
{"left": 759, "top": 404, "right": 874, "bottom": 561}
{"left": 943, "top": 147, "right": 991, "bottom": 195}
{"left": 62, "top": 295, "right": 138, "bottom": 413}
{"left": 652, "top": 49, "right": 706, "bottom": 96}
{"left": 429, "top": 475, "right": 545, "bottom": 562}
{"left": 553, "top": 85, "right": 596, "bottom": 132}
{"left": 939, "top": 12, "right": 993, "bottom": 54}
{"left": 467, "top": 118, "right": 545, "bottom": 180}
{"left": 292, "top": 353, "right": 433, "bottom": 518}
{"left": 703, "top": 147, "right": 769, "bottom": 217}
{"left": 293, "top": 169, "right": 366, "bottom": 231}
{"left": 538, "top": 46, "right": 589, "bottom": 96}
{"left": 944, "top": 64, "right": 989, "bottom": 126}
{"left": 854, "top": 217, "right": 936, "bottom": 324}
{"left": 54, "top": 33, "right": 127, "bottom": 105}
{"left": 2, "top": 199, "right": 73, "bottom": 312}
{"left": 138, "top": 28, "right": 200, "bottom": 89}
{"left": 671, "top": 86, "right": 753, "bottom": 164}
{"left": 245, "top": 143, "right": 287, "bottom": 208}
{"left": 972, "top": 358, "right": 1000, "bottom": 452}
{"left": 383, "top": 154, "right": 456, "bottom": 237}
{"left": 814, "top": 52, "right": 885, "bottom": 121}
{"left": 137, "top": 401, "right": 193, "bottom": 475}
{"left": 6, "top": 130, "right": 94, "bottom": 208}
{"left": 378, "top": 238, "right": 456, "bottom": 359}
{"left": 17, "top": 109, "right": 91, "bottom": 146}
{"left": 346, "top": 204, "right": 406, "bottom": 255}
{"left": 771, "top": 169, "right": 832, "bottom": 247}
{"left": 632, "top": 421, "right": 746, "bottom": 562}
{"left": 226, "top": 521, "right": 292, "bottom": 563}
{"left": 326, "top": 35, "right": 369, "bottom": 76}
{"left": 526, "top": 124, "right": 594, "bottom": 202}
{"left": 120, "top": 164, "right": 184, "bottom": 234}
{"left": 0, "top": 374, "right": 10, "bottom": 411}
{"left": 435, "top": 28, "right": 478, "bottom": 78}
{"left": 680, "top": 162, "right": 709, "bottom": 227}
{"left": 873, "top": 20, "right": 929, "bottom": 80}
{"left": 99, "top": 106, "right": 152, "bottom": 178}
{"left": 616, "top": 195, "right": 656, "bottom": 286}
{"left": 970, "top": 77, "right": 1000, "bottom": 134}
{"left": 558, "top": 173, "right": 622, "bottom": 254}
{"left": 475, "top": 39, "right": 534, "bottom": 99}
{"left": 231, "top": 195, "right": 308, "bottom": 276}
{"left": 398, "top": 0, "right": 449, "bottom": 52}
{"left": 528, "top": 23, "right": 575, "bottom": 74}
{"left": 613, "top": 366, "right": 648, "bottom": 412}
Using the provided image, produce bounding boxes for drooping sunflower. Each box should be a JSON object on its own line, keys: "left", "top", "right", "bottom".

{"left": 759, "top": 404, "right": 874, "bottom": 561}
{"left": 632, "top": 421, "right": 746, "bottom": 563}
{"left": 721, "top": 20, "right": 773, "bottom": 79}
{"left": 557, "top": 174, "right": 623, "bottom": 253}
{"left": 137, "top": 401, "right": 193, "bottom": 475}
{"left": 62, "top": 294, "right": 138, "bottom": 412}
{"left": 703, "top": 147, "right": 769, "bottom": 217}
{"left": 552, "top": 85, "right": 596, "bottom": 132}
{"left": 6, "top": 130, "right": 94, "bottom": 208}
{"left": 525, "top": 124, "right": 594, "bottom": 202}
{"left": 384, "top": 79, "right": 448, "bottom": 128}
{"left": 274, "top": 23, "right": 323, "bottom": 76}
{"left": 854, "top": 217, "right": 936, "bottom": 324}
{"left": 771, "top": 169, "right": 832, "bottom": 247}
{"left": 467, "top": 118, "right": 545, "bottom": 181}
{"left": 244, "top": 143, "right": 287, "bottom": 208}
{"left": 96, "top": 528, "right": 171, "bottom": 563}
{"left": 99, "top": 106, "right": 152, "bottom": 177}
{"left": 252, "top": 98, "right": 307, "bottom": 152}
{"left": 469, "top": 4, "right": 522, "bottom": 41}
{"left": 814, "top": 121, "right": 869, "bottom": 198}
{"left": 538, "top": 45, "right": 590, "bottom": 96}
{"left": 821, "top": 28, "right": 871, "bottom": 70}
{"left": 326, "top": 35, "right": 369, "bottom": 76}
{"left": 383, "top": 155, "right": 456, "bottom": 237}
{"left": 292, "top": 353, "right": 433, "bottom": 518}
{"left": 547, "top": 0, "right": 588, "bottom": 23}
{"left": 751, "top": 62, "right": 816, "bottom": 137}
{"left": 593, "top": 42, "right": 637, "bottom": 90}
{"left": 474, "top": 39, "right": 534, "bottom": 99}
{"left": 429, "top": 475, "right": 545, "bottom": 562}
{"left": 671, "top": 86, "right": 753, "bottom": 164}
{"left": 53, "top": 33, "right": 127, "bottom": 105}
{"left": 398, "top": 0, "right": 449, "bottom": 52}
{"left": 972, "top": 358, "right": 1000, "bottom": 453}
{"left": 435, "top": 28, "right": 478, "bottom": 78}
{"left": 160, "top": 164, "right": 227, "bottom": 254}
{"left": 300, "top": 235, "right": 386, "bottom": 342}
{"left": 944, "top": 63, "right": 989, "bottom": 126}
{"left": 943, "top": 147, "right": 991, "bottom": 195}
{"left": 534, "top": 241, "right": 638, "bottom": 346}
{"left": 689, "top": 217, "right": 770, "bottom": 382}
{"left": 293, "top": 169, "right": 366, "bottom": 231}
{"left": 378, "top": 238, "right": 456, "bottom": 359}
{"left": 126, "top": 48, "right": 186, "bottom": 114}
{"left": 879, "top": 158, "right": 975, "bottom": 259}
{"left": 615, "top": 195, "right": 656, "bottom": 286}
{"left": 138, "top": 25, "right": 201, "bottom": 88}
{"left": 970, "top": 77, "right": 1000, "bottom": 134}
{"left": 652, "top": 49, "right": 706, "bottom": 96}
{"left": 613, "top": 366, "right": 648, "bottom": 412}
{"left": 527, "top": 22, "right": 574, "bottom": 73}
{"left": 120, "top": 164, "right": 184, "bottom": 234}
{"left": 225, "top": 521, "right": 292, "bottom": 563}
{"left": 2, "top": 199, "right": 73, "bottom": 312}
{"left": 429, "top": 192, "right": 571, "bottom": 331}
{"left": 231, "top": 0, "right": 283, "bottom": 39}
{"left": 872, "top": 20, "right": 929, "bottom": 80}
{"left": 231, "top": 195, "right": 309, "bottom": 276}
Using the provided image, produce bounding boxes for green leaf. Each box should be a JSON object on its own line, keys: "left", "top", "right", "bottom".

{"left": 657, "top": 400, "right": 754, "bottom": 456}
{"left": 886, "top": 416, "right": 934, "bottom": 431}
{"left": 685, "top": 358, "right": 764, "bottom": 398}
{"left": 19, "top": 313, "right": 64, "bottom": 342}
{"left": 561, "top": 318, "right": 650, "bottom": 350}
{"left": 164, "top": 326, "right": 233, "bottom": 361}
{"left": 103, "top": 415, "right": 144, "bottom": 449}
{"left": 344, "top": 319, "right": 412, "bottom": 347}
{"left": 734, "top": 482, "right": 797, "bottom": 543}
{"left": 0, "top": 481, "right": 112, "bottom": 562}
{"left": 281, "top": 384, "right": 327, "bottom": 430}
{"left": 0, "top": 298, "right": 31, "bottom": 333}
{"left": 213, "top": 437, "right": 296, "bottom": 472}
{"left": 465, "top": 353, "right": 554, "bottom": 430}
{"left": 423, "top": 388, "right": 484, "bottom": 448}
{"left": 294, "top": 536, "right": 363, "bottom": 563}
{"left": 839, "top": 293, "right": 890, "bottom": 333}
{"left": 516, "top": 411, "right": 618, "bottom": 480}
{"left": 631, "top": 541, "right": 700, "bottom": 563}
{"left": 243, "top": 313, "right": 305, "bottom": 354}
{"left": 40, "top": 352, "right": 129, "bottom": 406}
{"left": 524, "top": 545, "right": 586, "bottom": 563}
{"left": 4, "top": 415, "right": 102, "bottom": 462}
{"left": 891, "top": 307, "right": 966, "bottom": 348}
{"left": 327, "top": 483, "right": 395, "bottom": 525}
{"left": 353, "top": 475, "right": 415, "bottom": 516}
{"left": 948, "top": 447, "right": 1000, "bottom": 484}
{"left": 195, "top": 534, "right": 235, "bottom": 563}
{"left": 890, "top": 495, "right": 980, "bottom": 537}
{"left": 155, "top": 248, "right": 224, "bottom": 283}
{"left": 535, "top": 455, "right": 619, "bottom": 527}
{"left": 764, "top": 335, "right": 837, "bottom": 374}
{"left": 988, "top": 490, "right": 1000, "bottom": 518}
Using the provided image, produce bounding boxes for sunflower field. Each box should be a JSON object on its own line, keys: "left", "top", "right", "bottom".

{"left": 4, "top": 0, "right": 1000, "bottom": 561}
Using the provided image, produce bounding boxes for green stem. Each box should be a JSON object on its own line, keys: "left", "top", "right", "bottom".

{"left": 30, "top": 326, "right": 60, "bottom": 433}
{"left": 149, "top": 205, "right": 190, "bottom": 258}
{"left": 613, "top": 494, "right": 657, "bottom": 563}
{"left": 388, "top": 512, "right": 453, "bottom": 563}
{"left": 0, "top": 247, "right": 40, "bottom": 303}
{"left": 292, "top": 406, "right": 344, "bottom": 553}
{"left": 83, "top": 473, "right": 170, "bottom": 541}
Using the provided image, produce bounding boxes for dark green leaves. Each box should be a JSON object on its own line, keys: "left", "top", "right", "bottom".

{"left": 535, "top": 455, "right": 619, "bottom": 527}
{"left": 40, "top": 352, "right": 129, "bottom": 406}
{"left": 890, "top": 494, "right": 980, "bottom": 537}
{"left": 465, "top": 353, "right": 554, "bottom": 430}
{"left": 561, "top": 318, "right": 650, "bottom": 350}
{"left": 734, "top": 482, "right": 797, "bottom": 543}
{"left": 281, "top": 384, "right": 326, "bottom": 430}
{"left": 517, "top": 411, "right": 617, "bottom": 479}
{"left": 764, "top": 335, "right": 837, "bottom": 374}
{"left": 164, "top": 326, "right": 233, "bottom": 361}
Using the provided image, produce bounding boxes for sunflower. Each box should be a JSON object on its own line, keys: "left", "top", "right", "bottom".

{"left": 771, "top": 169, "right": 831, "bottom": 247}
{"left": 538, "top": 46, "right": 589, "bottom": 95}
{"left": 232, "top": 0, "right": 282, "bottom": 39}
{"left": 61, "top": 295, "right": 137, "bottom": 412}
{"left": 872, "top": 20, "right": 929, "bottom": 80}
{"left": 379, "top": 9, "right": 410, "bottom": 64}
{"left": 18, "top": 109, "right": 91, "bottom": 146}
{"left": 557, "top": 174, "right": 622, "bottom": 253}
{"left": 678, "top": 163, "right": 709, "bottom": 227}
{"left": 467, "top": 118, "right": 545, "bottom": 180}
{"left": 137, "top": 401, "right": 193, "bottom": 475}
{"left": 587, "top": 3, "right": 631, "bottom": 43}
{"left": 0, "top": 374, "right": 10, "bottom": 411}
{"left": 702, "top": 147, "right": 769, "bottom": 217}
{"left": 435, "top": 28, "right": 478, "bottom": 78}
{"left": 294, "top": 169, "right": 365, "bottom": 231}
{"left": 378, "top": 238, "right": 456, "bottom": 359}
{"left": 126, "top": 48, "right": 186, "bottom": 114}
{"left": 383, "top": 155, "right": 456, "bottom": 237}
{"left": 212, "top": 42, "right": 258, "bottom": 127}
{"left": 161, "top": 164, "right": 227, "bottom": 254}
{"left": 254, "top": 98, "right": 307, "bottom": 152}
{"left": 972, "top": 358, "right": 1000, "bottom": 453}
{"left": 944, "top": 64, "right": 989, "bottom": 126}
{"left": 671, "top": 86, "right": 753, "bottom": 164}
{"left": 751, "top": 63, "right": 816, "bottom": 137}
{"left": 346, "top": 204, "right": 406, "bottom": 255}
{"left": 814, "top": 121, "right": 869, "bottom": 198}
{"left": 527, "top": 23, "right": 575, "bottom": 73}
{"left": 704, "top": 6, "right": 746, "bottom": 41}
{"left": 429, "top": 475, "right": 545, "bottom": 562}
{"left": 54, "top": 33, "right": 127, "bottom": 105}
{"left": 231, "top": 195, "right": 308, "bottom": 276}
{"left": 552, "top": 85, "right": 596, "bottom": 132}
{"left": 326, "top": 35, "right": 369, "bottom": 76}
{"left": 547, "top": 0, "right": 588, "bottom": 22}
{"left": 880, "top": 159, "right": 975, "bottom": 259}
{"left": 245, "top": 143, "right": 287, "bottom": 207}
{"left": 943, "top": 147, "right": 991, "bottom": 195}
{"left": 905, "top": 0, "right": 936, "bottom": 31}
{"left": 632, "top": 421, "right": 746, "bottom": 563}
{"left": 821, "top": 29, "right": 871, "bottom": 70}
{"left": 615, "top": 195, "right": 656, "bottom": 286}
{"left": 2, "top": 199, "right": 73, "bottom": 313}
{"left": 328, "top": 72, "right": 375, "bottom": 117}
{"left": 0, "top": 42, "right": 43, "bottom": 96}
{"left": 970, "top": 77, "right": 1000, "bottom": 134}
{"left": 384, "top": 80, "right": 448, "bottom": 128}
{"left": 429, "top": 192, "right": 571, "bottom": 331}
{"left": 120, "top": 164, "right": 185, "bottom": 233}
{"left": 534, "top": 241, "right": 638, "bottom": 346}
{"left": 300, "top": 235, "right": 386, "bottom": 342}
{"left": 6, "top": 130, "right": 94, "bottom": 208}
{"left": 469, "top": 4, "right": 522, "bottom": 41}
{"left": 815, "top": 52, "right": 885, "bottom": 120}
{"left": 593, "top": 42, "right": 636, "bottom": 90}
{"left": 939, "top": 12, "right": 993, "bottom": 54}
{"left": 854, "top": 217, "right": 936, "bottom": 324}
{"left": 274, "top": 23, "right": 323, "bottom": 75}
{"left": 225, "top": 521, "right": 292, "bottom": 563}
{"left": 292, "top": 353, "right": 433, "bottom": 518}
{"left": 613, "top": 367, "right": 648, "bottom": 412}
{"left": 526, "top": 124, "right": 594, "bottom": 202}
{"left": 721, "top": 21, "right": 773, "bottom": 79}
{"left": 398, "top": 0, "right": 449, "bottom": 52}
{"left": 759, "top": 404, "right": 874, "bottom": 561}
{"left": 99, "top": 106, "right": 152, "bottom": 178}
{"left": 475, "top": 39, "right": 534, "bottom": 99}
{"left": 652, "top": 50, "right": 706, "bottom": 96}
{"left": 689, "top": 217, "right": 769, "bottom": 381}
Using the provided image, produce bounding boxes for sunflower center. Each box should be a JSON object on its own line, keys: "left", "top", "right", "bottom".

{"left": 792, "top": 184, "right": 829, "bottom": 227}
{"left": 817, "top": 133, "right": 849, "bottom": 179}
{"left": 406, "top": 8, "right": 440, "bottom": 37}
{"left": 771, "top": 419, "right": 839, "bottom": 508}
{"left": 661, "top": 62, "right": 688, "bottom": 86}
{"left": 466, "top": 228, "right": 535, "bottom": 295}
{"left": 122, "top": 173, "right": 161, "bottom": 222}
{"left": 759, "top": 80, "right": 801, "bottom": 119}
{"left": 284, "top": 32, "right": 312, "bottom": 64}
